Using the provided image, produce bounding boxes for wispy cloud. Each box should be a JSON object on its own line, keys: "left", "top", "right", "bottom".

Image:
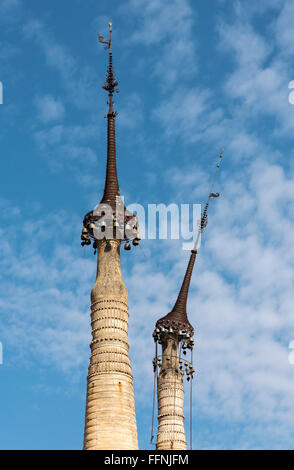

{"left": 125, "top": 0, "right": 197, "bottom": 88}
{"left": 35, "top": 94, "right": 65, "bottom": 124}
{"left": 0, "top": 0, "right": 21, "bottom": 15}
{"left": 22, "top": 19, "right": 97, "bottom": 109}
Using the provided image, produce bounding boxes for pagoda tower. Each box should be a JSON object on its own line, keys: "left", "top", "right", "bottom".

{"left": 81, "top": 23, "right": 140, "bottom": 450}
{"left": 152, "top": 251, "right": 196, "bottom": 450}
{"left": 151, "top": 152, "right": 223, "bottom": 450}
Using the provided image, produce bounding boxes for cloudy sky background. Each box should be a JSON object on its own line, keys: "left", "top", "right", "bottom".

{"left": 1, "top": 0, "right": 294, "bottom": 449}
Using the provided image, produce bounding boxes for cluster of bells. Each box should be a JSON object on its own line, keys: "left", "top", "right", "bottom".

{"left": 81, "top": 217, "right": 141, "bottom": 253}
{"left": 153, "top": 326, "right": 194, "bottom": 354}
{"left": 152, "top": 355, "right": 195, "bottom": 381}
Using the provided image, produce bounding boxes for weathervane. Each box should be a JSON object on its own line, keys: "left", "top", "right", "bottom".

{"left": 98, "top": 21, "right": 112, "bottom": 50}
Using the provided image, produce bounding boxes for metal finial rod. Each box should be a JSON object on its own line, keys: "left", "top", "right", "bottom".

{"left": 192, "top": 150, "right": 223, "bottom": 251}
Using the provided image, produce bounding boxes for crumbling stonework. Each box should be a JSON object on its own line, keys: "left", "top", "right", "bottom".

{"left": 156, "top": 335, "right": 186, "bottom": 450}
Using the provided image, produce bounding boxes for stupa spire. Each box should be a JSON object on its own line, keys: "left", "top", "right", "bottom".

{"left": 82, "top": 22, "right": 139, "bottom": 450}
{"left": 152, "top": 151, "right": 223, "bottom": 450}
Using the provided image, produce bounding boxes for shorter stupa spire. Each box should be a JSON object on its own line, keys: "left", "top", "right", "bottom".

{"left": 151, "top": 150, "right": 224, "bottom": 451}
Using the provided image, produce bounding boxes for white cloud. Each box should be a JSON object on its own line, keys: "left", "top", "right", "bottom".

{"left": 35, "top": 94, "right": 65, "bottom": 124}
{"left": 0, "top": 0, "right": 22, "bottom": 25}
{"left": 22, "top": 19, "right": 97, "bottom": 109}
{"left": 0, "top": 198, "right": 20, "bottom": 218}
{"left": 218, "top": 9, "right": 294, "bottom": 137}
{"left": 0, "top": 0, "right": 21, "bottom": 14}
{"left": 152, "top": 87, "right": 220, "bottom": 141}
{"left": 125, "top": 0, "right": 197, "bottom": 87}
{"left": 119, "top": 92, "right": 144, "bottom": 129}
{"left": 0, "top": 209, "right": 94, "bottom": 372}
{"left": 33, "top": 122, "right": 100, "bottom": 186}
{"left": 275, "top": 1, "right": 294, "bottom": 56}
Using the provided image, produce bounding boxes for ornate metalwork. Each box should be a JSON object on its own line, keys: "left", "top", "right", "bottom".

{"left": 81, "top": 22, "right": 139, "bottom": 252}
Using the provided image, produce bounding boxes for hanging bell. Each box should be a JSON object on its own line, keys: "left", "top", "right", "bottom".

{"left": 133, "top": 226, "right": 137, "bottom": 233}
{"left": 179, "top": 359, "right": 183, "bottom": 364}
{"left": 136, "top": 233, "right": 141, "bottom": 240}
{"left": 132, "top": 238, "right": 139, "bottom": 246}
{"left": 124, "top": 241, "right": 131, "bottom": 251}
{"left": 125, "top": 224, "right": 131, "bottom": 231}
{"left": 114, "top": 221, "right": 119, "bottom": 227}
{"left": 89, "top": 222, "right": 95, "bottom": 230}
{"left": 156, "top": 328, "right": 160, "bottom": 333}
{"left": 82, "top": 227, "right": 88, "bottom": 234}
{"left": 169, "top": 327, "right": 173, "bottom": 333}
{"left": 85, "top": 239, "right": 91, "bottom": 246}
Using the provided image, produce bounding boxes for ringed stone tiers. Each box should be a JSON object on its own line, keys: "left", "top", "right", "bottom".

{"left": 82, "top": 24, "right": 138, "bottom": 450}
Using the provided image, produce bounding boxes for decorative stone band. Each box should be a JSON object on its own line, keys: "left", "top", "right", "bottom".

{"left": 156, "top": 335, "right": 186, "bottom": 450}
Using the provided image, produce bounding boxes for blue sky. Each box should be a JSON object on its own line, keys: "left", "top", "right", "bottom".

{"left": 1, "top": 0, "right": 294, "bottom": 450}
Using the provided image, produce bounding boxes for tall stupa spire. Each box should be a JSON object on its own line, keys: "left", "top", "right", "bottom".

{"left": 151, "top": 151, "right": 223, "bottom": 450}
{"left": 82, "top": 23, "right": 139, "bottom": 450}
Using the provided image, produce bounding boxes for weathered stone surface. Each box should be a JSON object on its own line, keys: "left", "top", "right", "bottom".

{"left": 156, "top": 335, "right": 186, "bottom": 450}
{"left": 83, "top": 239, "right": 138, "bottom": 450}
